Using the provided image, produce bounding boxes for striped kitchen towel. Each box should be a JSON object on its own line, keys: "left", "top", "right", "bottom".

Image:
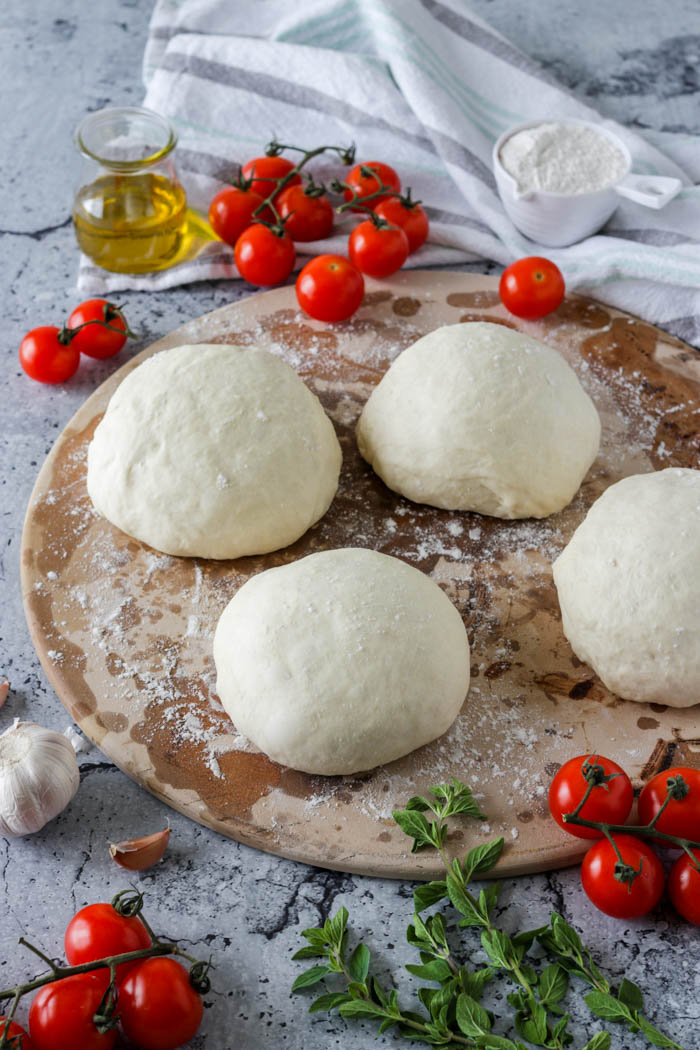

{"left": 77, "top": 0, "right": 700, "bottom": 345}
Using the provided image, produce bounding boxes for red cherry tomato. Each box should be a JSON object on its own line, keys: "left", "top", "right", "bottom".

{"left": 638, "top": 767, "right": 700, "bottom": 840}
{"left": 548, "top": 755, "right": 633, "bottom": 840}
{"left": 499, "top": 256, "right": 565, "bottom": 319}
{"left": 0, "top": 1018, "right": 34, "bottom": 1049}
{"left": 65, "top": 902, "right": 151, "bottom": 984}
{"left": 29, "top": 974, "right": 117, "bottom": 1050}
{"left": 296, "top": 254, "right": 365, "bottom": 323}
{"left": 343, "top": 161, "right": 401, "bottom": 210}
{"left": 581, "top": 834, "right": 665, "bottom": 919}
{"left": 374, "top": 196, "right": 429, "bottom": 253}
{"left": 208, "top": 186, "right": 270, "bottom": 246}
{"left": 668, "top": 850, "right": 700, "bottom": 924}
{"left": 234, "top": 224, "right": 296, "bottom": 286}
{"left": 349, "top": 220, "right": 409, "bottom": 278}
{"left": 19, "top": 327, "right": 80, "bottom": 384}
{"left": 241, "top": 156, "right": 301, "bottom": 201}
{"left": 118, "top": 958, "right": 203, "bottom": 1050}
{"left": 276, "top": 185, "right": 334, "bottom": 242}
{"left": 66, "top": 299, "right": 129, "bottom": 360}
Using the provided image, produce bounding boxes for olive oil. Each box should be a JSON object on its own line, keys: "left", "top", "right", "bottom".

{"left": 73, "top": 172, "right": 189, "bottom": 273}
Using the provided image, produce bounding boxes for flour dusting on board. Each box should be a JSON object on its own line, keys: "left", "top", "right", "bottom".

{"left": 25, "top": 282, "right": 699, "bottom": 874}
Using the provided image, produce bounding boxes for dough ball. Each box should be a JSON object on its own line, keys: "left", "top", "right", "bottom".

{"left": 553, "top": 468, "right": 700, "bottom": 707}
{"left": 87, "top": 343, "right": 341, "bottom": 559}
{"left": 213, "top": 548, "right": 470, "bottom": 774}
{"left": 356, "top": 322, "right": 600, "bottom": 518}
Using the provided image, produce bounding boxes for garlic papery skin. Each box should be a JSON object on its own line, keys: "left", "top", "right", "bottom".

{"left": 0, "top": 721, "right": 80, "bottom": 837}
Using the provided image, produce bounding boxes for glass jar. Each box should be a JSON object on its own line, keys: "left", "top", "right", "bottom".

{"left": 73, "top": 106, "right": 189, "bottom": 273}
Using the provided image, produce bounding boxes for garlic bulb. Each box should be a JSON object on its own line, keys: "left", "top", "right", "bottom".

{"left": 0, "top": 721, "right": 80, "bottom": 837}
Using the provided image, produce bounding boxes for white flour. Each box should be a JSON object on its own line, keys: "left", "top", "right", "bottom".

{"left": 499, "top": 122, "right": 627, "bottom": 194}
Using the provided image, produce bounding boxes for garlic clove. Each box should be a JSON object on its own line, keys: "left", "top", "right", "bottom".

{"left": 0, "top": 720, "right": 80, "bottom": 837}
{"left": 110, "top": 823, "right": 170, "bottom": 870}
{"left": 0, "top": 679, "right": 8, "bottom": 708}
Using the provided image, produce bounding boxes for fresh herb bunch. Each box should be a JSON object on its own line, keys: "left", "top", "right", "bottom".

{"left": 292, "top": 778, "right": 683, "bottom": 1050}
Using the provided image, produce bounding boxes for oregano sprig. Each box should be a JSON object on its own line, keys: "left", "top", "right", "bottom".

{"left": 292, "top": 780, "right": 685, "bottom": 1050}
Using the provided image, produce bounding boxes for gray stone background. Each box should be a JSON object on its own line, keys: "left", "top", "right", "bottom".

{"left": 1, "top": 2, "right": 699, "bottom": 1047}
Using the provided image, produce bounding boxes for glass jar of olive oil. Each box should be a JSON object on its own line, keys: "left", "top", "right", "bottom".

{"left": 73, "top": 107, "right": 188, "bottom": 273}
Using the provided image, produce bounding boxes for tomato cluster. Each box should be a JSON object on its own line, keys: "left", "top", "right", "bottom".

{"left": 1, "top": 901, "right": 204, "bottom": 1050}
{"left": 208, "top": 149, "right": 430, "bottom": 323}
{"left": 549, "top": 756, "right": 700, "bottom": 921}
{"left": 19, "top": 299, "right": 133, "bottom": 384}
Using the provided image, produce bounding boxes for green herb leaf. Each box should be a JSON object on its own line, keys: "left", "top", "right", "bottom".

{"left": 447, "top": 873, "right": 477, "bottom": 916}
{"left": 405, "top": 959, "right": 453, "bottom": 983}
{"left": 414, "top": 881, "right": 448, "bottom": 912}
{"left": 477, "top": 1037, "right": 529, "bottom": 1050}
{"left": 291, "top": 964, "right": 330, "bottom": 992}
{"left": 617, "top": 977, "right": 644, "bottom": 1011}
{"left": 406, "top": 795, "right": 433, "bottom": 812}
{"left": 582, "top": 1033, "right": 612, "bottom": 1050}
{"left": 393, "top": 809, "right": 436, "bottom": 852}
{"left": 514, "top": 1001, "right": 548, "bottom": 1044}
{"left": 538, "top": 963, "right": 569, "bottom": 1008}
{"left": 348, "top": 943, "right": 370, "bottom": 984}
{"left": 338, "top": 1000, "right": 388, "bottom": 1019}
{"left": 585, "top": 990, "right": 633, "bottom": 1023}
{"left": 329, "top": 907, "right": 348, "bottom": 948}
{"left": 377, "top": 1017, "right": 398, "bottom": 1035}
{"left": 456, "top": 993, "right": 492, "bottom": 1037}
{"left": 636, "top": 1015, "right": 683, "bottom": 1049}
{"left": 459, "top": 966, "right": 494, "bottom": 1000}
{"left": 300, "top": 927, "right": 328, "bottom": 947}
{"left": 512, "top": 925, "right": 549, "bottom": 950}
{"left": 548, "top": 913, "right": 583, "bottom": 958}
{"left": 481, "top": 928, "right": 516, "bottom": 969}
{"left": 462, "top": 838, "right": 504, "bottom": 881}
{"left": 478, "top": 883, "right": 501, "bottom": 919}
{"left": 291, "top": 944, "right": 326, "bottom": 960}
{"left": 308, "top": 992, "right": 351, "bottom": 1013}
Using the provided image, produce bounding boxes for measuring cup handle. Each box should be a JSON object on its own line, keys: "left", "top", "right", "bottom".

{"left": 614, "top": 174, "right": 682, "bottom": 210}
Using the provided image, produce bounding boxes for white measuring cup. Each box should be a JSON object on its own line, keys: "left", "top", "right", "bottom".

{"left": 492, "top": 118, "right": 682, "bottom": 248}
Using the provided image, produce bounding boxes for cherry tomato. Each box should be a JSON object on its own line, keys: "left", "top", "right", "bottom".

{"left": 668, "top": 849, "right": 700, "bottom": 924}
{"left": 499, "top": 256, "right": 565, "bottom": 319}
{"left": 581, "top": 834, "right": 665, "bottom": 919}
{"left": 374, "top": 196, "right": 429, "bottom": 253}
{"left": 19, "top": 327, "right": 80, "bottom": 384}
{"left": 29, "top": 974, "right": 117, "bottom": 1050}
{"left": 343, "top": 161, "right": 401, "bottom": 210}
{"left": 638, "top": 767, "right": 700, "bottom": 840}
{"left": 276, "top": 185, "right": 334, "bottom": 242}
{"left": 349, "top": 220, "right": 409, "bottom": 278}
{"left": 118, "top": 958, "right": 203, "bottom": 1050}
{"left": 208, "top": 186, "right": 269, "bottom": 246}
{"left": 548, "top": 755, "right": 633, "bottom": 840}
{"left": 296, "top": 254, "right": 365, "bottom": 323}
{"left": 0, "top": 1018, "right": 34, "bottom": 1049}
{"left": 65, "top": 903, "right": 151, "bottom": 984}
{"left": 235, "top": 224, "right": 296, "bottom": 286}
{"left": 66, "top": 299, "right": 128, "bottom": 360}
{"left": 241, "top": 156, "right": 301, "bottom": 202}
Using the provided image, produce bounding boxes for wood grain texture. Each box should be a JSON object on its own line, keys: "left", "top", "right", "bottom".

{"left": 20, "top": 272, "right": 700, "bottom": 879}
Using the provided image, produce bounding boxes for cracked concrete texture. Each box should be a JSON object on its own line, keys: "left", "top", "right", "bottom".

{"left": 1, "top": 2, "right": 699, "bottom": 1048}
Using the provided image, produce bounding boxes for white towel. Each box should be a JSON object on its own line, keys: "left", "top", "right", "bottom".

{"left": 76, "top": 0, "right": 700, "bottom": 346}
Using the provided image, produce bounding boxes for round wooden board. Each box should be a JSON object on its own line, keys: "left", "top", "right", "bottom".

{"left": 21, "top": 272, "right": 700, "bottom": 880}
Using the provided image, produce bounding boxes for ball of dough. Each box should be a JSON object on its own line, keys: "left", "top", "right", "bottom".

{"left": 87, "top": 343, "right": 341, "bottom": 559}
{"left": 356, "top": 322, "right": 600, "bottom": 518}
{"left": 213, "top": 548, "right": 471, "bottom": 774}
{"left": 553, "top": 468, "right": 700, "bottom": 707}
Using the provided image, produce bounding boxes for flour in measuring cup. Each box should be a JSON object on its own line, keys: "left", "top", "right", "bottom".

{"left": 499, "top": 122, "right": 627, "bottom": 195}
